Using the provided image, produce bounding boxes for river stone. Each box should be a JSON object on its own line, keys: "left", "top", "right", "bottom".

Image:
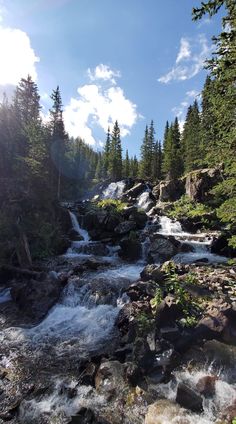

{"left": 196, "top": 375, "right": 217, "bottom": 397}
{"left": 11, "top": 274, "right": 67, "bottom": 321}
{"left": 119, "top": 238, "right": 142, "bottom": 260}
{"left": 176, "top": 382, "right": 203, "bottom": 413}
{"left": 148, "top": 234, "right": 180, "bottom": 262}
{"left": 145, "top": 399, "right": 190, "bottom": 424}
{"left": 140, "top": 264, "right": 165, "bottom": 283}
{"left": 95, "top": 361, "right": 126, "bottom": 397}
{"left": 114, "top": 220, "right": 136, "bottom": 234}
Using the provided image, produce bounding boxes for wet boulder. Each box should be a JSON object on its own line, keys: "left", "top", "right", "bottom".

{"left": 119, "top": 238, "right": 142, "bottom": 261}
{"left": 11, "top": 273, "right": 67, "bottom": 321}
{"left": 123, "top": 182, "right": 147, "bottom": 199}
{"left": 114, "top": 220, "right": 136, "bottom": 235}
{"left": 95, "top": 361, "right": 127, "bottom": 398}
{"left": 128, "top": 209, "right": 147, "bottom": 229}
{"left": 145, "top": 399, "right": 188, "bottom": 424}
{"left": 148, "top": 234, "right": 180, "bottom": 262}
{"left": 196, "top": 375, "right": 217, "bottom": 397}
{"left": 176, "top": 382, "right": 203, "bottom": 413}
{"left": 195, "top": 309, "right": 229, "bottom": 341}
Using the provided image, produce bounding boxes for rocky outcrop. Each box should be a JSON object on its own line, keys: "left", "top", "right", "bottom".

{"left": 185, "top": 167, "right": 222, "bottom": 202}
{"left": 153, "top": 179, "right": 185, "bottom": 202}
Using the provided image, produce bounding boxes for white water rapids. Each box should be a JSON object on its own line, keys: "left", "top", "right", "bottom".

{"left": 0, "top": 185, "right": 233, "bottom": 424}
{"left": 158, "top": 216, "right": 228, "bottom": 265}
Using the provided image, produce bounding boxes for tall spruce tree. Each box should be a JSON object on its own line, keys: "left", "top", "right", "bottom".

{"left": 162, "top": 118, "right": 182, "bottom": 179}
{"left": 140, "top": 121, "right": 155, "bottom": 179}
{"left": 124, "top": 149, "right": 130, "bottom": 178}
{"left": 182, "top": 100, "right": 201, "bottom": 172}
{"left": 108, "top": 121, "right": 122, "bottom": 180}
{"left": 103, "top": 127, "right": 110, "bottom": 178}
{"left": 49, "top": 86, "right": 68, "bottom": 199}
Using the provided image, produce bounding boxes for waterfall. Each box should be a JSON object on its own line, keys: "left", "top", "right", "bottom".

{"left": 102, "top": 181, "right": 126, "bottom": 199}
{"left": 159, "top": 216, "right": 183, "bottom": 235}
{"left": 69, "top": 211, "right": 90, "bottom": 243}
{"left": 158, "top": 215, "right": 228, "bottom": 264}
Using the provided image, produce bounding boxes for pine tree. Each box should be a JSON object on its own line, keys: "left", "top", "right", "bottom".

{"left": 152, "top": 141, "right": 162, "bottom": 181}
{"left": 49, "top": 86, "right": 68, "bottom": 199}
{"left": 161, "top": 121, "right": 169, "bottom": 177}
{"left": 103, "top": 127, "right": 110, "bottom": 178}
{"left": 108, "top": 121, "right": 122, "bottom": 180}
{"left": 124, "top": 149, "right": 130, "bottom": 178}
{"left": 140, "top": 121, "right": 155, "bottom": 179}
{"left": 162, "top": 118, "right": 183, "bottom": 179}
{"left": 182, "top": 101, "right": 201, "bottom": 172}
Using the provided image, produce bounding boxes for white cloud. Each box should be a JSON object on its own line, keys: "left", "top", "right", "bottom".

{"left": 64, "top": 66, "right": 139, "bottom": 146}
{"left": 0, "top": 24, "right": 39, "bottom": 86}
{"left": 88, "top": 64, "right": 121, "bottom": 85}
{"left": 158, "top": 34, "right": 211, "bottom": 84}
{"left": 186, "top": 90, "right": 200, "bottom": 98}
{"left": 176, "top": 38, "right": 191, "bottom": 64}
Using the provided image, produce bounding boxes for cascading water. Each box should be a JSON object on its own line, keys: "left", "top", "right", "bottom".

{"left": 102, "top": 181, "right": 126, "bottom": 199}
{"left": 155, "top": 364, "right": 236, "bottom": 424}
{"left": 158, "top": 216, "right": 228, "bottom": 264}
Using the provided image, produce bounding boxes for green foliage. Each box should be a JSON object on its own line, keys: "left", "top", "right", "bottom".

{"left": 168, "top": 195, "right": 213, "bottom": 224}
{"left": 150, "top": 287, "right": 163, "bottom": 312}
{"left": 97, "top": 199, "right": 127, "bottom": 212}
{"left": 158, "top": 264, "right": 203, "bottom": 326}
{"left": 136, "top": 311, "right": 154, "bottom": 335}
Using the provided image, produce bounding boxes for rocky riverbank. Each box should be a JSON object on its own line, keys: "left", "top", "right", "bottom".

{"left": 0, "top": 179, "right": 235, "bottom": 424}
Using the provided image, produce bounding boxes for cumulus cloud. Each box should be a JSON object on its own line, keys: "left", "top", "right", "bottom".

{"left": 158, "top": 34, "right": 211, "bottom": 84}
{"left": 0, "top": 22, "right": 39, "bottom": 86}
{"left": 64, "top": 66, "right": 139, "bottom": 146}
{"left": 87, "top": 64, "right": 121, "bottom": 85}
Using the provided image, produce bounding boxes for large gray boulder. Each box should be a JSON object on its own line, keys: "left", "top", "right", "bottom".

{"left": 154, "top": 179, "right": 185, "bottom": 202}
{"left": 185, "top": 167, "right": 222, "bottom": 202}
{"left": 123, "top": 182, "right": 147, "bottom": 199}
{"left": 148, "top": 234, "right": 180, "bottom": 262}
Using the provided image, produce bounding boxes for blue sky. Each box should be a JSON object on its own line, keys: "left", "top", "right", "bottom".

{"left": 0, "top": 0, "right": 223, "bottom": 157}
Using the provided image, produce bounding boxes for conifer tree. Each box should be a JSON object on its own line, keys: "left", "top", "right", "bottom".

{"left": 49, "top": 86, "right": 68, "bottom": 199}
{"left": 182, "top": 101, "right": 201, "bottom": 172}
{"left": 124, "top": 149, "right": 130, "bottom": 178}
{"left": 108, "top": 121, "right": 122, "bottom": 180}
{"left": 140, "top": 121, "right": 155, "bottom": 179}
{"left": 103, "top": 127, "right": 110, "bottom": 178}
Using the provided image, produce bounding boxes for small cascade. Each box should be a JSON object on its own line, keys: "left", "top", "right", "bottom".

{"left": 158, "top": 215, "right": 228, "bottom": 264}
{"left": 137, "top": 190, "right": 153, "bottom": 212}
{"left": 159, "top": 216, "right": 183, "bottom": 236}
{"left": 69, "top": 211, "right": 90, "bottom": 243}
{"left": 102, "top": 181, "right": 126, "bottom": 199}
